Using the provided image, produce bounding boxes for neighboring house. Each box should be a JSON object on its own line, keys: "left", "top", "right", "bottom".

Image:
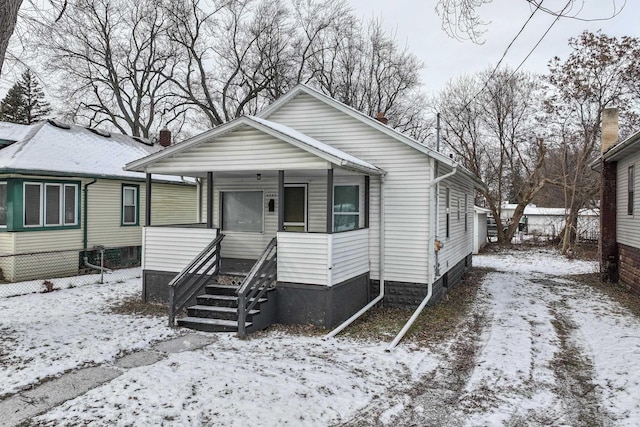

{"left": 500, "top": 203, "right": 600, "bottom": 241}
{"left": 474, "top": 206, "right": 490, "bottom": 253}
{"left": 598, "top": 108, "right": 640, "bottom": 294}
{"left": 126, "top": 84, "right": 484, "bottom": 332}
{"left": 0, "top": 120, "right": 197, "bottom": 282}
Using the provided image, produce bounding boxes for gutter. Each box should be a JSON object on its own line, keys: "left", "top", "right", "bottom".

{"left": 387, "top": 163, "right": 458, "bottom": 351}
{"left": 325, "top": 173, "right": 386, "bottom": 338}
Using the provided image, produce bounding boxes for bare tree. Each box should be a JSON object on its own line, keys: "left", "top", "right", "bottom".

{"left": 0, "top": 0, "right": 24, "bottom": 75}
{"left": 545, "top": 31, "right": 640, "bottom": 252}
{"left": 38, "top": 0, "right": 180, "bottom": 138}
{"left": 435, "top": 0, "right": 627, "bottom": 43}
{"left": 436, "top": 68, "right": 547, "bottom": 243}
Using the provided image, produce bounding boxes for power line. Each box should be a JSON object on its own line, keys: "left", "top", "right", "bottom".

{"left": 440, "top": 0, "right": 570, "bottom": 128}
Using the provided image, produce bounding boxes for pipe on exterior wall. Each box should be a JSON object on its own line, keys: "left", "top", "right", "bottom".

{"left": 83, "top": 178, "right": 97, "bottom": 258}
{"left": 325, "top": 173, "right": 386, "bottom": 338}
{"left": 387, "top": 163, "right": 459, "bottom": 351}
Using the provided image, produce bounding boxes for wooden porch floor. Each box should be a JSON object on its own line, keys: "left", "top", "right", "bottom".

{"left": 220, "top": 258, "right": 256, "bottom": 275}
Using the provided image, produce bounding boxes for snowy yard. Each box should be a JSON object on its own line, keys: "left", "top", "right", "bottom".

{"left": 2, "top": 246, "right": 640, "bottom": 426}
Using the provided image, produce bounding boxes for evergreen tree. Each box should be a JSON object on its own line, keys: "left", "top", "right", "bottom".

{"left": 0, "top": 70, "right": 51, "bottom": 124}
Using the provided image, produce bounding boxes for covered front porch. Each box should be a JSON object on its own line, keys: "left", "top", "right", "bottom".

{"left": 127, "top": 116, "right": 384, "bottom": 329}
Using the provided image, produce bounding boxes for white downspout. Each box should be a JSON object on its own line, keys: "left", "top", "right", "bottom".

{"left": 325, "top": 174, "right": 386, "bottom": 338}
{"left": 387, "top": 164, "right": 458, "bottom": 351}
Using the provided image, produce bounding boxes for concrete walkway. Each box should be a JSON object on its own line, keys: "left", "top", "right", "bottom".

{"left": 0, "top": 333, "right": 217, "bottom": 426}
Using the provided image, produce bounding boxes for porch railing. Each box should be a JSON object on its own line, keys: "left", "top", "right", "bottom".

{"left": 237, "top": 237, "right": 277, "bottom": 337}
{"left": 168, "top": 234, "right": 225, "bottom": 326}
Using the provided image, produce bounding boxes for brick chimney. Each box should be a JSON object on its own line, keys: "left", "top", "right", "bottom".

{"left": 159, "top": 127, "right": 171, "bottom": 148}
{"left": 601, "top": 108, "right": 619, "bottom": 154}
{"left": 375, "top": 112, "right": 388, "bottom": 125}
{"left": 600, "top": 107, "right": 619, "bottom": 283}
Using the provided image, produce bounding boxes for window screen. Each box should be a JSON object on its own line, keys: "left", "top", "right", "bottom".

{"left": 45, "top": 184, "right": 61, "bottom": 226}
{"left": 24, "top": 183, "right": 42, "bottom": 226}
{"left": 64, "top": 185, "right": 77, "bottom": 225}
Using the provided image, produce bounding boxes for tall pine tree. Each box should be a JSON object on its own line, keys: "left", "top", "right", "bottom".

{"left": 0, "top": 70, "right": 51, "bottom": 124}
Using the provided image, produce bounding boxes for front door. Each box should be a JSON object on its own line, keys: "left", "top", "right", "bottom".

{"left": 283, "top": 184, "right": 307, "bottom": 232}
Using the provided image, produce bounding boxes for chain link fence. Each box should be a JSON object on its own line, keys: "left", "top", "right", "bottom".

{"left": 0, "top": 246, "right": 142, "bottom": 298}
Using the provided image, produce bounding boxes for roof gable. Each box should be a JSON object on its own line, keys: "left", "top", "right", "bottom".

{"left": 126, "top": 116, "right": 383, "bottom": 175}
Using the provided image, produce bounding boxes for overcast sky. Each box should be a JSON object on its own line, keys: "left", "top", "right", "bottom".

{"left": 348, "top": 0, "right": 638, "bottom": 96}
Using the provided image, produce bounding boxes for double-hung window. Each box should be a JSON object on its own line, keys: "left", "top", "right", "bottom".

{"left": 333, "top": 185, "right": 360, "bottom": 232}
{"left": 24, "top": 181, "right": 78, "bottom": 228}
{"left": 122, "top": 185, "right": 139, "bottom": 226}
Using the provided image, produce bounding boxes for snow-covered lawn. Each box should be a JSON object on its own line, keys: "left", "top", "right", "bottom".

{"left": 3, "top": 246, "right": 640, "bottom": 426}
{"left": 0, "top": 279, "right": 180, "bottom": 397}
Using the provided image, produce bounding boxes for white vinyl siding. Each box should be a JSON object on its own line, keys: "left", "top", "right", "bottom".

{"left": 617, "top": 154, "right": 640, "bottom": 248}
{"left": 436, "top": 171, "right": 474, "bottom": 274}
{"left": 266, "top": 92, "right": 431, "bottom": 284}
{"left": 330, "top": 229, "right": 369, "bottom": 284}
{"left": 277, "top": 229, "right": 369, "bottom": 285}
{"left": 144, "top": 126, "right": 331, "bottom": 175}
{"left": 143, "top": 227, "right": 218, "bottom": 273}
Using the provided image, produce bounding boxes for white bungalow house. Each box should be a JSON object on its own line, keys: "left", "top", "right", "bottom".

{"left": 0, "top": 120, "right": 197, "bottom": 282}
{"left": 126, "top": 85, "right": 484, "bottom": 333}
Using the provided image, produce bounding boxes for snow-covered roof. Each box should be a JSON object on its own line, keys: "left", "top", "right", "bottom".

{"left": 501, "top": 203, "right": 599, "bottom": 217}
{"left": 0, "top": 122, "right": 31, "bottom": 143}
{"left": 0, "top": 120, "right": 186, "bottom": 183}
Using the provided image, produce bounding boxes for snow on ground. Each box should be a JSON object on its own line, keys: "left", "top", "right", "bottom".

{"left": 0, "top": 267, "right": 142, "bottom": 298}
{"left": 3, "top": 246, "right": 640, "bottom": 426}
{"left": 457, "top": 247, "right": 640, "bottom": 425}
{"left": 0, "top": 278, "right": 179, "bottom": 397}
{"left": 36, "top": 335, "right": 438, "bottom": 426}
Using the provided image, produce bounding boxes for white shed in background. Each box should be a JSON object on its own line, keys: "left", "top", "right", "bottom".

{"left": 474, "top": 206, "right": 490, "bottom": 254}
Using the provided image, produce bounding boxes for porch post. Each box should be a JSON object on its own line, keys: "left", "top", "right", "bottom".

{"left": 207, "top": 172, "right": 213, "bottom": 229}
{"left": 365, "top": 175, "right": 370, "bottom": 228}
{"left": 278, "top": 170, "right": 285, "bottom": 232}
{"left": 326, "top": 168, "right": 333, "bottom": 233}
{"left": 145, "top": 173, "right": 152, "bottom": 226}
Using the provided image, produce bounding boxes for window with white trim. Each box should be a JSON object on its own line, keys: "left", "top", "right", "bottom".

{"left": 222, "top": 191, "right": 263, "bottom": 232}
{"left": 122, "top": 185, "right": 139, "bottom": 225}
{"left": 333, "top": 185, "right": 360, "bottom": 232}
{"left": 24, "top": 181, "right": 79, "bottom": 228}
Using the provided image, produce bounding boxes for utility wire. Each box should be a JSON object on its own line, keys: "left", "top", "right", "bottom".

{"left": 440, "top": 0, "right": 570, "bottom": 128}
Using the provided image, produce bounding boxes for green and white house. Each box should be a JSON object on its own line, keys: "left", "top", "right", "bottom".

{"left": 0, "top": 120, "right": 196, "bottom": 282}
{"left": 126, "top": 85, "right": 484, "bottom": 333}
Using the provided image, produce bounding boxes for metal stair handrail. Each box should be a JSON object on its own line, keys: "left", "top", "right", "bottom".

{"left": 237, "top": 237, "right": 277, "bottom": 337}
{"left": 168, "top": 233, "right": 225, "bottom": 326}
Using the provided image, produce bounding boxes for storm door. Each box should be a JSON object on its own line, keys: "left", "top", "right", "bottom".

{"left": 283, "top": 184, "right": 307, "bottom": 232}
